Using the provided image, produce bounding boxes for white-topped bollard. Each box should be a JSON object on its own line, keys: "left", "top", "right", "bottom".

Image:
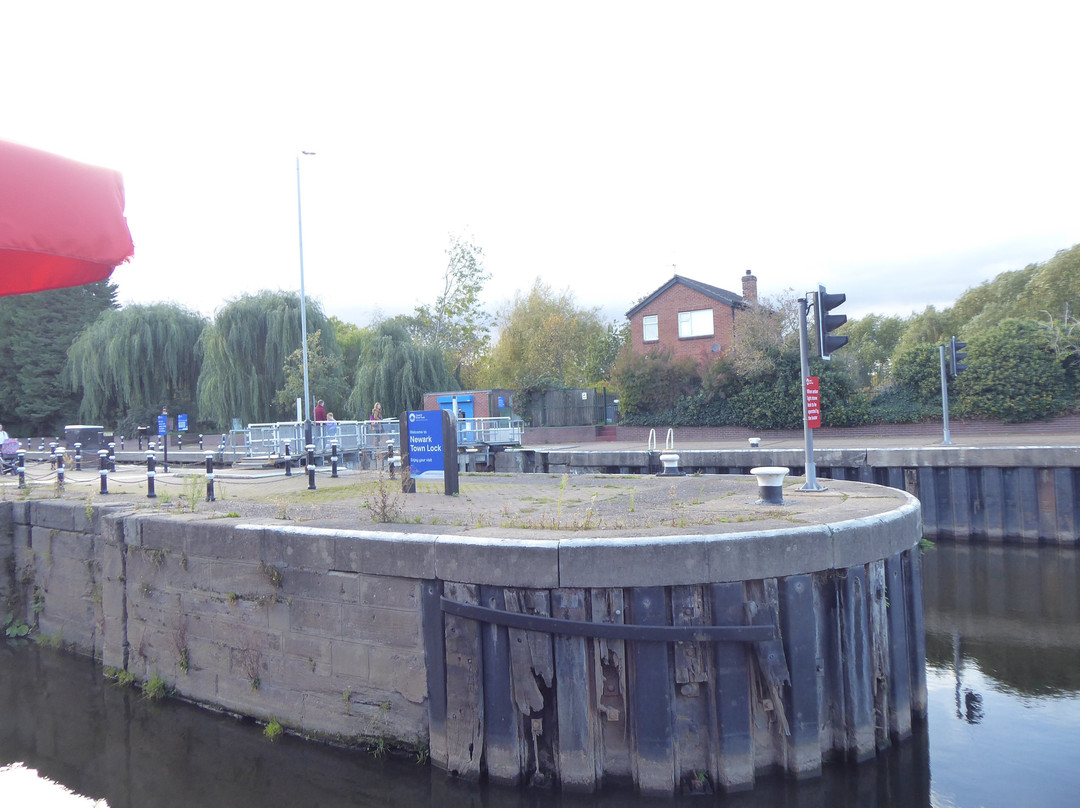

{"left": 750, "top": 466, "right": 789, "bottom": 505}
{"left": 657, "top": 452, "right": 685, "bottom": 477}
{"left": 748, "top": 437, "right": 761, "bottom": 448}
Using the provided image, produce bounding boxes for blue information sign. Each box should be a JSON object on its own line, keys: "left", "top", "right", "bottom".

{"left": 177, "top": 414, "right": 188, "bottom": 432}
{"left": 407, "top": 410, "right": 445, "bottom": 479}
{"left": 157, "top": 415, "right": 168, "bottom": 436}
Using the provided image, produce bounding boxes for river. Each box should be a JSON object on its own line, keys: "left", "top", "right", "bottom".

{"left": 1, "top": 542, "right": 1077, "bottom": 807}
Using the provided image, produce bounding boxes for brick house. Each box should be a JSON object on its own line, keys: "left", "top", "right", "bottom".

{"left": 626, "top": 271, "right": 758, "bottom": 366}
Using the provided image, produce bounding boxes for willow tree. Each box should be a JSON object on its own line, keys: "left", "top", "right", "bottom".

{"left": 197, "top": 291, "right": 338, "bottom": 428}
{"left": 64, "top": 303, "right": 206, "bottom": 433}
{"left": 347, "top": 320, "right": 455, "bottom": 419}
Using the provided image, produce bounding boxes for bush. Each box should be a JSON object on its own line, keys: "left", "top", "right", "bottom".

{"left": 611, "top": 348, "right": 701, "bottom": 418}
{"left": 954, "top": 318, "right": 1071, "bottom": 422}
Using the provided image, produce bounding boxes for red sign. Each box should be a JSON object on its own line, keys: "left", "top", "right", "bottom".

{"left": 805, "top": 376, "right": 821, "bottom": 429}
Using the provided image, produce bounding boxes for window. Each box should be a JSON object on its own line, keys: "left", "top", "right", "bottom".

{"left": 678, "top": 309, "right": 713, "bottom": 338}
{"left": 642, "top": 314, "right": 658, "bottom": 342}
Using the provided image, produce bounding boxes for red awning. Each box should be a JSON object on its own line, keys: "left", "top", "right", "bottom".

{"left": 0, "top": 139, "right": 134, "bottom": 296}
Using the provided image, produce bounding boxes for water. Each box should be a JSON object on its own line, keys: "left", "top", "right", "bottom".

{"left": 1, "top": 543, "right": 1077, "bottom": 807}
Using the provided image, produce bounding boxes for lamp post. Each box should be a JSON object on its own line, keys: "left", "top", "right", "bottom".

{"left": 296, "top": 150, "right": 315, "bottom": 427}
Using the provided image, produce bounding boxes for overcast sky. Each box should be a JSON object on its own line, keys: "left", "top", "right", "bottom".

{"left": 5, "top": 2, "right": 1079, "bottom": 326}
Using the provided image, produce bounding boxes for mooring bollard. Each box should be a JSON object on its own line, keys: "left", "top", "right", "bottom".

{"left": 656, "top": 452, "right": 685, "bottom": 477}
{"left": 55, "top": 449, "right": 65, "bottom": 491}
{"left": 177, "top": 432, "right": 183, "bottom": 451}
{"left": 98, "top": 449, "right": 109, "bottom": 495}
{"left": 199, "top": 434, "right": 204, "bottom": 451}
{"left": 306, "top": 444, "right": 316, "bottom": 490}
{"left": 17, "top": 450, "right": 25, "bottom": 489}
{"left": 109, "top": 442, "right": 116, "bottom": 472}
{"left": 331, "top": 441, "right": 339, "bottom": 478}
{"left": 74, "top": 442, "right": 82, "bottom": 471}
{"left": 120, "top": 435, "right": 125, "bottom": 451}
{"left": 205, "top": 453, "right": 215, "bottom": 502}
{"left": 284, "top": 442, "right": 292, "bottom": 476}
{"left": 750, "top": 466, "right": 789, "bottom": 505}
{"left": 146, "top": 449, "right": 156, "bottom": 498}
{"left": 386, "top": 440, "right": 395, "bottom": 479}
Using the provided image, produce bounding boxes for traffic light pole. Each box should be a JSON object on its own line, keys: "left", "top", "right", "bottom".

{"left": 939, "top": 344, "right": 952, "bottom": 445}
{"left": 798, "top": 295, "right": 825, "bottom": 491}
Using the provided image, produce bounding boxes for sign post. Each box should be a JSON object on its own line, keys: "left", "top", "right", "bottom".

{"left": 805, "top": 376, "right": 821, "bottom": 429}
{"left": 798, "top": 296, "right": 825, "bottom": 491}
{"left": 157, "top": 411, "right": 169, "bottom": 473}
{"left": 401, "top": 410, "right": 459, "bottom": 496}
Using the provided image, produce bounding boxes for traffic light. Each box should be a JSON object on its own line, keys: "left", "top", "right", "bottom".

{"left": 950, "top": 336, "right": 967, "bottom": 376}
{"left": 816, "top": 284, "right": 848, "bottom": 360}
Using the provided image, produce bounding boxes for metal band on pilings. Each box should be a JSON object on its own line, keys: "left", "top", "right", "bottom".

{"left": 439, "top": 596, "right": 775, "bottom": 642}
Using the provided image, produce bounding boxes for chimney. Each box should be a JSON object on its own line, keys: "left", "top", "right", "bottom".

{"left": 741, "top": 269, "right": 758, "bottom": 306}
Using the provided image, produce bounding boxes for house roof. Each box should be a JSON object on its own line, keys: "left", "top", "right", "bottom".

{"left": 626, "top": 274, "right": 745, "bottom": 318}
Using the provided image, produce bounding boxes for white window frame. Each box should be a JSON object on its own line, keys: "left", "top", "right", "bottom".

{"left": 678, "top": 308, "right": 713, "bottom": 339}
{"left": 642, "top": 314, "right": 659, "bottom": 342}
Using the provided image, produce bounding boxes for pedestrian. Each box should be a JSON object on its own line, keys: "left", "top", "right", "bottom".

{"left": 314, "top": 399, "right": 327, "bottom": 422}
{"left": 371, "top": 402, "right": 382, "bottom": 421}
{"left": 0, "top": 423, "right": 8, "bottom": 442}
{"left": 326, "top": 412, "right": 337, "bottom": 436}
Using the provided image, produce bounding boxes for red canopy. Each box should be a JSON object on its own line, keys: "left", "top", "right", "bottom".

{"left": 0, "top": 139, "right": 134, "bottom": 296}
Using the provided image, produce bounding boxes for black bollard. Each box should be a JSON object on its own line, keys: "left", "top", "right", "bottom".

{"left": 199, "top": 434, "right": 204, "bottom": 451}
{"left": 178, "top": 432, "right": 183, "bottom": 451}
{"left": 120, "top": 435, "right": 125, "bottom": 451}
{"left": 55, "top": 449, "right": 65, "bottom": 491}
{"left": 386, "top": 441, "right": 395, "bottom": 479}
{"left": 306, "top": 444, "right": 316, "bottom": 490}
{"left": 17, "top": 450, "right": 25, "bottom": 489}
{"left": 146, "top": 450, "right": 157, "bottom": 498}
{"left": 205, "top": 453, "right": 215, "bottom": 502}
{"left": 331, "top": 441, "right": 339, "bottom": 478}
{"left": 99, "top": 449, "right": 109, "bottom": 495}
{"left": 75, "top": 442, "right": 82, "bottom": 471}
{"left": 49, "top": 442, "right": 58, "bottom": 470}
{"left": 284, "top": 442, "right": 292, "bottom": 477}
{"left": 109, "top": 442, "right": 116, "bottom": 473}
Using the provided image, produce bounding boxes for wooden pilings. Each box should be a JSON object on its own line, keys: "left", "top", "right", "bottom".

{"left": 423, "top": 548, "right": 928, "bottom": 795}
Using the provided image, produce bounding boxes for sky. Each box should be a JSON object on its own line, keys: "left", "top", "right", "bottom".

{"left": 5, "top": 1, "right": 1080, "bottom": 327}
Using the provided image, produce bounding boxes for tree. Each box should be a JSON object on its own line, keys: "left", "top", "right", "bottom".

{"left": 275, "top": 330, "right": 348, "bottom": 417}
{"left": 581, "top": 319, "right": 629, "bottom": 384}
{"left": 328, "top": 315, "right": 365, "bottom": 392}
{"left": 725, "top": 291, "right": 800, "bottom": 378}
{"left": 407, "top": 235, "right": 492, "bottom": 385}
{"left": 611, "top": 347, "right": 701, "bottom": 417}
{"left": 64, "top": 303, "right": 206, "bottom": 434}
{"left": 954, "top": 318, "right": 1069, "bottom": 422}
{"left": 890, "top": 342, "right": 942, "bottom": 405}
{"left": 0, "top": 280, "right": 118, "bottom": 436}
{"left": 836, "top": 313, "right": 908, "bottom": 389}
{"left": 482, "top": 279, "right": 609, "bottom": 391}
{"left": 346, "top": 320, "right": 455, "bottom": 418}
{"left": 196, "top": 291, "right": 338, "bottom": 428}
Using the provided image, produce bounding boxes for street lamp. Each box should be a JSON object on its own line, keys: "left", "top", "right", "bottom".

{"left": 296, "top": 150, "right": 315, "bottom": 427}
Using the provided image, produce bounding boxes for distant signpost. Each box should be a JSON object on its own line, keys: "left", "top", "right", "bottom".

{"left": 401, "top": 410, "right": 459, "bottom": 495}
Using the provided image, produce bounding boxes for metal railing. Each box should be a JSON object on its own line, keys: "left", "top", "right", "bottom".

{"left": 238, "top": 416, "right": 523, "bottom": 459}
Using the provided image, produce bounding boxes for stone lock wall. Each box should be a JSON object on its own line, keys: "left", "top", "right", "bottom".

{"left": 0, "top": 490, "right": 926, "bottom": 796}
{"left": 0, "top": 501, "right": 431, "bottom": 748}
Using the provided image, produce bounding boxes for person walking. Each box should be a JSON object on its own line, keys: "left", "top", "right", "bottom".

{"left": 314, "top": 399, "right": 327, "bottom": 422}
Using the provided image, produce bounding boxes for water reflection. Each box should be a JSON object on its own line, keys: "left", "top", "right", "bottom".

{"left": 2, "top": 542, "right": 1077, "bottom": 807}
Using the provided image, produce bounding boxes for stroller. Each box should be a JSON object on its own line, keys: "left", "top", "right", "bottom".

{"left": 1, "top": 438, "right": 19, "bottom": 474}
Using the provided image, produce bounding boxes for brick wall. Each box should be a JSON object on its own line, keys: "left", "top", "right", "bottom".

{"left": 629, "top": 282, "right": 746, "bottom": 366}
